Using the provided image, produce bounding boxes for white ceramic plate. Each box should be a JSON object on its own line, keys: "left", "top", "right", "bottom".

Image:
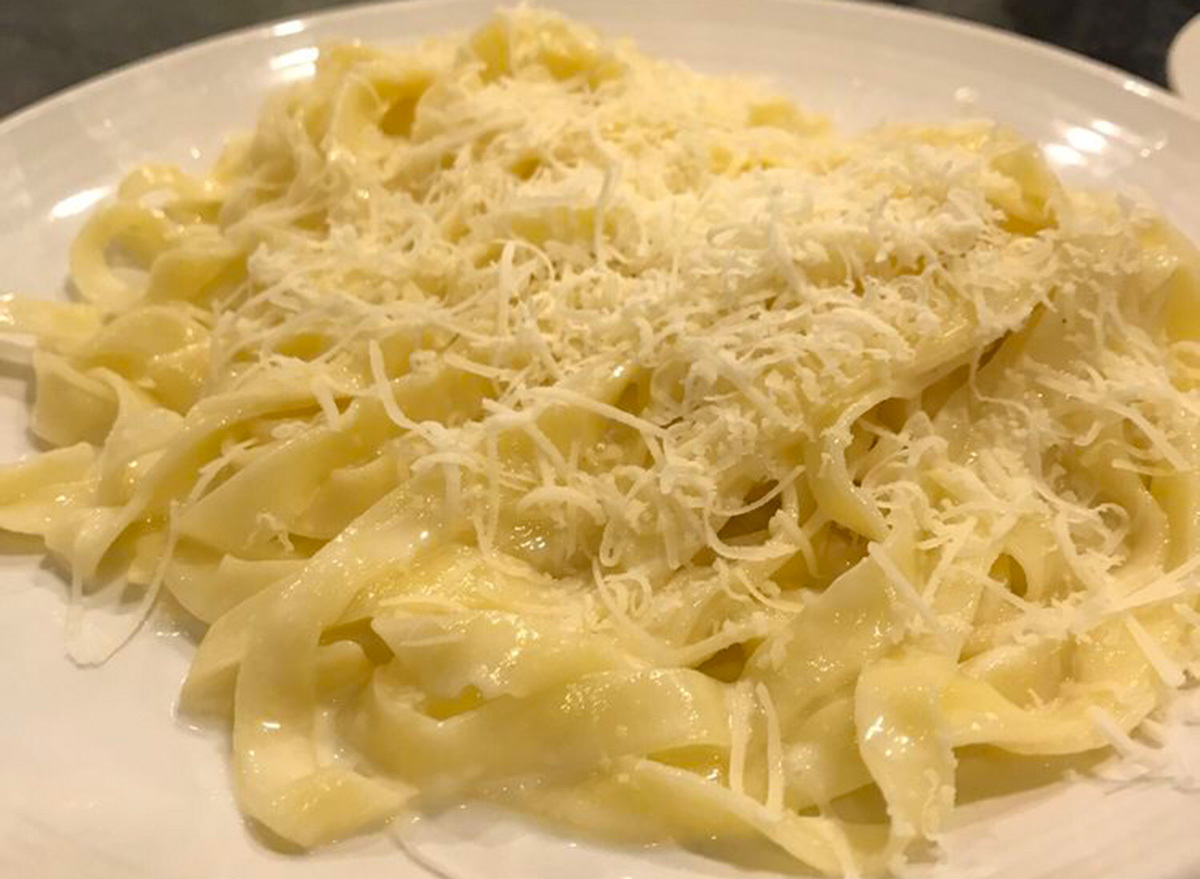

{"left": 1168, "top": 13, "right": 1200, "bottom": 106}
{"left": 3, "top": 2, "right": 1200, "bottom": 877}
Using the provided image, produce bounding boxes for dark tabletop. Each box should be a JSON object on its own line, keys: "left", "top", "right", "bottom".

{"left": 2, "top": 0, "right": 1199, "bottom": 119}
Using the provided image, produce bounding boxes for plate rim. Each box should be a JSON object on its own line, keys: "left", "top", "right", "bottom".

{"left": 3, "top": 0, "right": 1200, "bottom": 142}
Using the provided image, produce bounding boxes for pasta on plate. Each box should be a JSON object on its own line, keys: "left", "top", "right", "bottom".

{"left": 4, "top": 7, "right": 1200, "bottom": 876}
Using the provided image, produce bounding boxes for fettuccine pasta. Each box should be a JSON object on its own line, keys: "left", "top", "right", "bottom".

{"left": 4, "top": 8, "right": 1200, "bottom": 875}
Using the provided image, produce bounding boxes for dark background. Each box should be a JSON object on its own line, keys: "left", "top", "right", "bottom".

{"left": 2, "top": 0, "right": 1198, "bottom": 119}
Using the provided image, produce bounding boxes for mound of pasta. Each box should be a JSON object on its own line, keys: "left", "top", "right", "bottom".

{"left": 5, "top": 8, "right": 1200, "bottom": 875}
